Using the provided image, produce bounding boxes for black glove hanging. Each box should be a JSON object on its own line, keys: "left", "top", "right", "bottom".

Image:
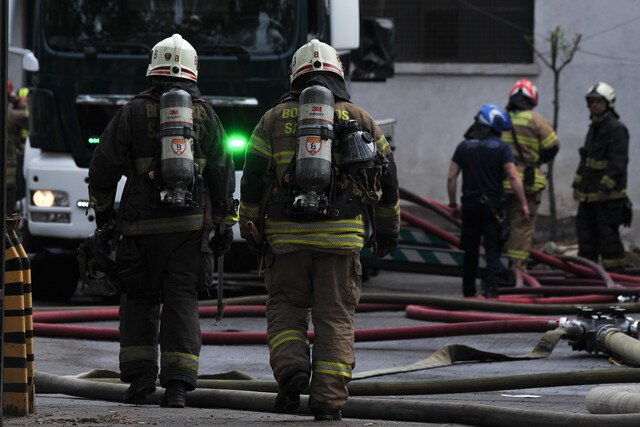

{"left": 210, "top": 228, "right": 234, "bottom": 257}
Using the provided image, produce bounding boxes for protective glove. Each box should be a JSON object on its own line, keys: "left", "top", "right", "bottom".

{"left": 244, "top": 236, "right": 264, "bottom": 256}
{"left": 242, "top": 221, "right": 264, "bottom": 256}
{"left": 374, "top": 233, "right": 398, "bottom": 259}
{"left": 210, "top": 228, "right": 233, "bottom": 257}
{"left": 95, "top": 208, "right": 116, "bottom": 230}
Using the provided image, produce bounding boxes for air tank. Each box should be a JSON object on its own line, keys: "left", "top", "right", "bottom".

{"left": 295, "top": 85, "right": 335, "bottom": 193}
{"left": 159, "top": 88, "right": 195, "bottom": 205}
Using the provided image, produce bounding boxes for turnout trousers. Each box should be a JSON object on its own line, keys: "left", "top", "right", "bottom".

{"left": 576, "top": 199, "right": 626, "bottom": 271}
{"left": 265, "top": 249, "right": 362, "bottom": 412}
{"left": 460, "top": 196, "right": 504, "bottom": 297}
{"left": 119, "top": 230, "right": 203, "bottom": 390}
{"left": 504, "top": 191, "right": 542, "bottom": 271}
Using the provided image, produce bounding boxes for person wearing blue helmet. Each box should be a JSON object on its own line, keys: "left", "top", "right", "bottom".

{"left": 447, "top": 104, "right": 530, "bottom": 298}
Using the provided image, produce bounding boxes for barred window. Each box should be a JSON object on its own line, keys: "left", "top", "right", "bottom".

{"left": 361, "top": 0, "right": 534, "bottom": 63}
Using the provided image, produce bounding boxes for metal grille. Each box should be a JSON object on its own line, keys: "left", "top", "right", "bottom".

{"left": 361, "top": 0, "right": 533, "bottom": 63}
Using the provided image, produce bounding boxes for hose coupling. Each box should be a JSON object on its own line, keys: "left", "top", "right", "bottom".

{"left": 595, "top": 324, "right": 622, "bottom": 353}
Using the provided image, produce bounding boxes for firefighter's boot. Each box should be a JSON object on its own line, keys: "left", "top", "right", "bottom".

{"left": 275, "top": 371, "right": 310, "bottom": 412}
{"left": 123, "top": 373, "right": 157, "bottom": 404}
{"left": 160, "top": 380, "right": 188, "bottom": 408}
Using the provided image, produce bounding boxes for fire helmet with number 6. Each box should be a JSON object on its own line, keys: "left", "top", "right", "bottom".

{"left": 289, "top": 39, "right": 345, "bottom": 85}
{"left": 147, "top": 34, "right": 199, "bottom": 82}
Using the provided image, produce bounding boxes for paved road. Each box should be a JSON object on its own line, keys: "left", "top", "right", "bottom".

{"left": 4, "top": 269, "right": 640, "bottom": 426}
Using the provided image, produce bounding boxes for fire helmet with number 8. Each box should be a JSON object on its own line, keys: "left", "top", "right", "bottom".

{"left": 147, "top": 33, "right": 199, "bottom": 82}
{"left": 289, "top": 39, "right": 345, "bottom": 85}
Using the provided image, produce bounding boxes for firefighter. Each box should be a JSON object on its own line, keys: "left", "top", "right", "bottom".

{"left": 88, "top": 34, "right": 237, "bottom": 408}
{"left": 7, "top": 79, "right": 29, "bottom": 213}
{"left": 502, "top": 79, "right": 560, "bottom": 273}
{"left": 447, "top": 104, "right": 529, "bottom": 298}
{"left": 239, "top": 39, "right": 400, "bottom": 421}
{"left": 572, "top": 82, "right": 629, "bottom": 272}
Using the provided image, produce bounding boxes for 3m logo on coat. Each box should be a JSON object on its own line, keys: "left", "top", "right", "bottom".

{"left": 306, "top": 137, "right": 322, "bottom": 154}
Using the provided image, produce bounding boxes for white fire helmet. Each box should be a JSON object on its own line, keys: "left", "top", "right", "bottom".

{"left": 289, "top": 39, "right": 344, "bottom": 85}
{"left": 147, "top": 34, "right": 198, "bottom": 82}
{"left": 586, "top": 81, "right": 616, "bottom": 109}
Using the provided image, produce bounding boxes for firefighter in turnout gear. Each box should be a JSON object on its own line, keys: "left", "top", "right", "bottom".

{"left": 239, "top": 39, "right": 400, "bottom": 421}
{"left": 88, "top": 34, "right": 237, "bottom": 407}
{"left": 572, "top": 81, "right": 630, "bottom": 272}
{"left": 502, "top": 79, "right": 560, "bottom": 272}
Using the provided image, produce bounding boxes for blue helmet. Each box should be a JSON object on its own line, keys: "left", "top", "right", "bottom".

{"left": 476, "top": 104, "right": 512, "bottom": 133}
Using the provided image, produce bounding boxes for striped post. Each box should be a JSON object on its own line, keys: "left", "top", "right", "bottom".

{"left": 8, "top": 221, "right": 34, "bottom": 413}
{"left": 2, "top": 228, "right": 29, "bottom": 416}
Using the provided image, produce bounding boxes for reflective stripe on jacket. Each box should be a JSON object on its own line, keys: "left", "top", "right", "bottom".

{"left": 89, "top": 83, "right": 237, "bottom": 235}
{"left": 572, "top": 111, "right": 629, "bottom": 203}
{"left": 239, "top": 99, "right": 400, "bottom": 254}
{"left": 502, "top": 110, "right": 559, "bottom": 193}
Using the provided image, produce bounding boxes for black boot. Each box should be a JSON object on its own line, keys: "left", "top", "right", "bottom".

{"left": 123, "top": 373, "right": 157, "bottom": 404}
{"left": 159, "top": 380, "right": 188, "bottom": 408}
{"left": 274, "top": 371, "right": 310, "bottom": 412}
{"left": 313, "top": 408, "right": 342, "bottom": 421}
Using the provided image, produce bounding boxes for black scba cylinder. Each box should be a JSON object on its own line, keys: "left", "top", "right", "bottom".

{"left": 295, "top": 85, "right": 335, "bottom": 192}
{"left": 159, "top": 88, "right": 195, "bottom": 204}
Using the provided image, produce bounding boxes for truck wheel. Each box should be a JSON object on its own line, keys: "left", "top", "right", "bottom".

{"left": 30, "top": 251, "right": 79, "bottom": 301}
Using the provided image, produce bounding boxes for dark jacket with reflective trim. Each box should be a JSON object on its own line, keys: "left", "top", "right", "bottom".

{"left": 240, "top": 97, "right": 400, "bottom": 254}
{"left": 572, "top": 111, "right": 629, "bottom": 203}
{"left": 89, "top": 80, "right": 236, "bottom": 235}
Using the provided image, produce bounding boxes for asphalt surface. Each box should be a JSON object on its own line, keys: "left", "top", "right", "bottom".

{"left": 4, "top": 264, "right": 640, "bottom": 427}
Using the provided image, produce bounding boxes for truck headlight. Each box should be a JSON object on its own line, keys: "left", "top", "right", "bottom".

{"left": 31, "top": 190, "right": 70, "bottom": 207}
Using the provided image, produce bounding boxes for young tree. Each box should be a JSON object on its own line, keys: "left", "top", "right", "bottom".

{"left": 526, "top": 27, "right": 582, "bottom": 242}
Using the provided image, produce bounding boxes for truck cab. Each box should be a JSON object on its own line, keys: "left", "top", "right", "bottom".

{"left": 21, "top": 0, "right": 361, "bottom": 300}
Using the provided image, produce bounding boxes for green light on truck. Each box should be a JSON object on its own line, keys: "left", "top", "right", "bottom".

{"left": 228, "top": 135, "right": 247, "bottom": 151}
{"left": 88, "top": 137, "right": 100, "bottom": 144}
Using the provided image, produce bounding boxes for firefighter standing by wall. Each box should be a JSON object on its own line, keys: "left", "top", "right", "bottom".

{"left": 88, "top": 34, "right": 236, "bottom": 407}
{"left": 572, "top": 81, "right": 630, "bottom": 272}
{"left": 7, "top": 79, "right": 29, "bottom": 213}
{"left": 239, "top": 39, "right": 400, "bottom": 421}
{"left": 502, "top": 79, "right": 560, "bottom": 273}
{"left": 447, "top": 104, "right": 529, "bottom": 298}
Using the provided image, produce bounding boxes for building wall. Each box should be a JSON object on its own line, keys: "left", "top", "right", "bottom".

{"left": 348, "top": 0, "right": 640, "bottom": 244}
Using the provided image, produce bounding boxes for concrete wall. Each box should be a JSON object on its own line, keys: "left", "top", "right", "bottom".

{"left": 348, "top": 0, "right": 640, "bottom": 245}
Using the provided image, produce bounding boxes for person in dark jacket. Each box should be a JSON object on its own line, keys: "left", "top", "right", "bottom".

{"left": 88, "top": 34, "right": 237, "bottom": 408}
{"left": 447, "top": 104, "right": 529, "bottom": 298}
{"left": 572, "top": 81, "right": 630, "bottom": 272}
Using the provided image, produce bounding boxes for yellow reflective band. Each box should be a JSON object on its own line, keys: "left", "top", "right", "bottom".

{"left": 376, "top": 200, "right": 401, "bottom": 218}
{"left": 273, "top": 150, "right": 295, "bottom": 165}
{"left": 575, "top": 189, "right": 627, "bottom": 202}
{"left": 239, "top": 201, "right": 260, "bottom": 216}
{"left": 507, "top": 249, "right": 529, "bottom": 260}
{"left": 313, "top": 360, "right": 352, "bottom": 378}
{"left": 586, "top": 158, "right": 607, "bottom": 170}
{"left": 119, "top": 345, "right": 158, "bottom": 364}
{"left": 161, "top": 352, "right": 199, "bottom": 372}
{"left": 601, "top": 175, "right": 616, "bottom": 189}
{"left": 603, "top": 258, "right": 627, "bottom": 268}
{"left": 376, "top": 135, "right": 390, "bottom": 152}
{"left": 248, "top": 134, "right": 272, "bottom": 158}
{"left": 269, "top": 330, "right": 308, "bottom": 351}
{"left": 540, "top": 132, "right": 558, "bottom": 148}
{"left": 574, "top": 174, "right": 583, "bottom": 184}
